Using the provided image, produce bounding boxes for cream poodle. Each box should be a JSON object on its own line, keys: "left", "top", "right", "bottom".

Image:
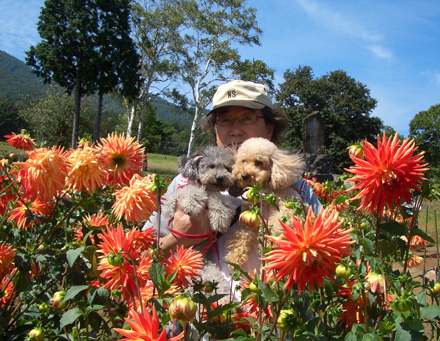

{"left": 225, "top": 137, "right": 305, "bottom": 269}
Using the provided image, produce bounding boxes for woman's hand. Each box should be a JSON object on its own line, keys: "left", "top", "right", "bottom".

{"left": 159, "top": 203, "right": 211, "bottom": 255}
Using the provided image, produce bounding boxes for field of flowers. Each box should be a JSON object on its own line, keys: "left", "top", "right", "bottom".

{"left": 1, "top": 131, "right": 440, "bottom": 340}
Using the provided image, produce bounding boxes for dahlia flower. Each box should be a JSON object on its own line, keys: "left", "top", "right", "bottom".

{"left": 83, "top": 212, "right": 110, "bottom": 229}
{"left": 66, "top": 145, "right": 108, "bottom": 193}
{"left": 339, "top": 280, "right": 367, "bottom": 329}
{"left": 115, "top": 305, "right": 183, "bottom": 341}
{"left": 0, "top": 277, "right": 14, "bottom": 307}
{"left": 365, "top": 271, "right": 386, "bottom": 293}
{"left": 97, "top": 132, "right": 147, "bottom": 186}
{"left": 96, "top": 224, "right": 139, "bottom": 297}
{"left": 262, "top": 207, "right": 354, "bottom": 293}
{"left": 112, "top": 174, "right": 158, "bottom": 225}
{"left": 406, "top": 254, "right": 423, "bottom": 268}
{"left": 0, "top": 242, "right": 15, "bottom": 277}
{"left": 164, "top": 246, "right": 203, "bottom": 289}
{"left": 346, "top": 133, "right": 428, "bottom": 218}
{"left": 16, "top": 147, "right": 69, "bottom": 202}
{"left": 4, "top": 132, "right": 36, "bottom": 151}
{"left": 401, "top": 235, "right": 430, "bottom": 250}
{"left": 8, "top": 198, "right": 53, "bottom": 231}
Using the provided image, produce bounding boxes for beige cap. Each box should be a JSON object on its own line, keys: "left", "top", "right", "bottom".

{"left": 209, "top": 80, "right": 273, "bottom": 115}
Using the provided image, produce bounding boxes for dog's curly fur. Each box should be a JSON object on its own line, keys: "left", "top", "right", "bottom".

{"left": 225, "top": 137, "right": 305, "bottom": 268}
{"left": 162, "top": 146, "right": 237, "bottom": 235}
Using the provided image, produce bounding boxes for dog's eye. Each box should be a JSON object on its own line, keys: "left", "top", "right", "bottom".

{"left": 255, "top": 160, "right": 263, "bottom": 167}
{"left": 209, "top": 164, "right": 215, "bottom": 169}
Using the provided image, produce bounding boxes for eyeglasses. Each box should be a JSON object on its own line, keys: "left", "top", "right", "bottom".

{"left": 214, "top": 112, "right": 264, "bottom": 127}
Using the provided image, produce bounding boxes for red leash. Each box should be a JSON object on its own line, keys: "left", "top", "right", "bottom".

{"left": 167, "top": 218, "right": 220, "bottom": 265}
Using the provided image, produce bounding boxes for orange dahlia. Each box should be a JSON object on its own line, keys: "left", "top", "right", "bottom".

{"left": 97, "top": 132, "right": 147, "bottom": 186}
{"left": 164, "top": 246, "right": 203, "bottom": 289}
{"left": 8, "top": 198, "right": 53, "bottom": 231}
{"left": 0, "top": 277, "right": 15, "bottom": 307}
{"left": 96, "top": 224, "right": 139, "bottom": 297}
{"left": 66, "top": 145, "right": 108, "bottom": 193}
{"left": 83, "top": 212, "right": 110, "bottom": 229}
{"left": 115, "top": 305, "right": 183, "bottom": 341}
{"left": 262, "top": 207, "right": 354, "bottom": 293}
{"left": 338, "top": 280, "right": 367, "bottom": 329}
{"left": 406, "top": 254, "right": 423, "bottom": 268}
{"left": 0, "top": 243, "right": 15, "bottom": 277}
{"left": 346, "top": 133, "right": 428, "bottom": 218}
{"left": 401, "top": 235, "right": 430, "bottom": 250}
{"left": 16, "top": 146, "right": 69, "bottom": 202}
{"left": 4, "top": 132, "right": 36, "bottom": 151}
{"left": 127, "top": 227, "right": 156, "bottom": 253}
{"left": 112, "top": 174, "right": 158, "bottom": 225}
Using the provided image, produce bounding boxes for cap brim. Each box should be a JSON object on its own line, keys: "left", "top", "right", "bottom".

{"left": 206, "top": 101, "right": 265, "bottom": 116}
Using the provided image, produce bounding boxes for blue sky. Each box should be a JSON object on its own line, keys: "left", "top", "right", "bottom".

{"left": 1, "top": 0, "right": 439, "bottom": 137}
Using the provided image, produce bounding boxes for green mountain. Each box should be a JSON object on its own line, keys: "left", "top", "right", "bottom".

{"left": 0, "top": 50, "right": 193, "bottom": 125}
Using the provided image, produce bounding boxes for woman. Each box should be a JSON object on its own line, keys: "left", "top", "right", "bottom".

{"left": 144, "top": 79, "right": 321, "bottom": 275}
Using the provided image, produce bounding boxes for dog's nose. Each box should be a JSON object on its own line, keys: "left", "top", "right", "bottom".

{"left": 216, "top": 175, "right": 224, "bottom": 183}
{"left": 241, "top": 173, "right": 250, "bottom": 181}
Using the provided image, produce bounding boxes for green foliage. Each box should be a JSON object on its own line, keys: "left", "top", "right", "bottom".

{"left": 0, "top": 99, "right": 28, "bottom": 139}
{"left": 276, "top": 65, "right": 383, "bottom": 173}
{"left": 0, "top": 51, "right": 47, "bottom": 104}
{"left": 409, "top": 103, "right": 440, "bottom": 180}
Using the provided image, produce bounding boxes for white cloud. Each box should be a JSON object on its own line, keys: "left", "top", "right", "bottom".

{"left": 295, "top": 0, "right": 392, "bottom": 60}
{"left": 366, "top": 44, "right": 393, "bottom": 60}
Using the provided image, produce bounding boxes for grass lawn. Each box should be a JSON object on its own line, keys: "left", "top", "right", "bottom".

{"left": 146, "top": 152, "right": 178, "bottom": 177}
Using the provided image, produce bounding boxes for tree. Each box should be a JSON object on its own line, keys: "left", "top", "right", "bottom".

{"left": 175, "top": 0, "right": 274, "bottom": 156}
{"left": 0, "top": 99, "right": 28, "bottom": 138}
{"left": 409, "top": 103, "right": 440, "bottom": 178}
{"left": 93, "top": 0, "right": 142, "bottom": 142}
{"left": 277, "top": 66, "right": 382, "bottom": 173}
{"left": 19, "top": 86, "right": 96, "bottom": 148}
{"left": 26, "top": 0, "right": 141, "bottom": 148}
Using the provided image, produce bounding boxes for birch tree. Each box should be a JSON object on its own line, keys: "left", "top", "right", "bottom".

{"left": 176, "top": 0, "right": 271, "bottom": 156}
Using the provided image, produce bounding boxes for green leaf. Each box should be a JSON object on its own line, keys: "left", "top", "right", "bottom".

{"left": 409, "top": 229, "right": 435, "bottom": 244}
{"left": 59, "top": 308, "right": 83, "bottom": 329}
{"left": 420, "top": 305, "right": 440, "bottom": 319}
{"left": 259, "top": 281, "right": 279, "bottom": 302}
{"left": 361, "top": 238, "right": 374, "bottom": 254}
{"left": 149, "top": 259, "right": 166, "bottom": 295}
{"left": 379, "top": 221, "right": 407, "bottom": 236}
{"left": 66, "top": 247, "right": 85, "bottom": 267}
{"left": 64, "top": 285, "right": 89, "bottom": 301}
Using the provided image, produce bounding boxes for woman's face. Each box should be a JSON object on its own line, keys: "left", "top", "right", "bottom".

{"left": 214, "top": 106, "right": 274, "bottom": 149}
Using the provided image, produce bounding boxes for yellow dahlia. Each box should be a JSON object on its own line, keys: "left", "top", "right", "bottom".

{"left": 16, "top": 146, "right": 69, "bottom": 202}
{"left": 66, "top": 145, "right": 108, "bottom": 193}
{"left": 262, "top": 207, "right": 354, "bottom": 293}
{"left": 112, "top": 174, "right": 158, "bottom": 226}
{"left": 97, "top": 132, "right": 147, "bottom": 186}
{"left": 346, "top": 133, "right": 428, "bottom": 218}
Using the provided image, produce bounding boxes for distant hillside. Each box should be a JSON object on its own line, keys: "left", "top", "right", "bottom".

{"left": 0, "top": 50, "right": 194, "bottom": 125}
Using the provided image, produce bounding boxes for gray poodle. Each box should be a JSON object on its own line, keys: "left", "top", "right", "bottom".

{"left": 162, "top": 146, "right": 237, "bottom": 235}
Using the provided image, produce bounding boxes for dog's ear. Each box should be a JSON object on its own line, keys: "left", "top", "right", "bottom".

{"left": 178, "top": 154, "right": 204, "bottom": 181}
{"left": 270, "top": 149, "right": 305, "bottom": 190}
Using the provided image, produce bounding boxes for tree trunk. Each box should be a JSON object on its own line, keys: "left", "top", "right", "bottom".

{"left": 72, "top": 75, "right": 81, "bottom": 149}
{"left": 126, "top": 102, "right": 136, "bottom": 138}
{"left": 137, "top": 107, "right": 145, "bottom": 143}
{"left": 94, "top": 93, "right": 103, "bottom": 142}
{"left": 187, "top": 105, "right": 201, "bottom": 157}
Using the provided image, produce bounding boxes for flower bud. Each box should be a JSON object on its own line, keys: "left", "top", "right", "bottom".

{"left": 39, "top": 302, "right": 51, "bottom": 314}
{"left": 277, "top": 309, "right": 301, "bottom": 331}
{"left": 52, "top": 291, "right": 68, "bottom": 311}
{"left": 348, "top": 144, "right": 364, "bottom": 160}
{"left": 239, "top": 210, "right": 260, "bottom": 229}
{"left": 169, "top": 297, "right": 197, "bottom": 322}
{"left": 433, "top": 283, "right": 440, "bottom": 296}
{"left": 107, "top": 253, "right": 124, "bottom": 267}
{"left": 29, "top": 328, "right": 44, "bottom": 341}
